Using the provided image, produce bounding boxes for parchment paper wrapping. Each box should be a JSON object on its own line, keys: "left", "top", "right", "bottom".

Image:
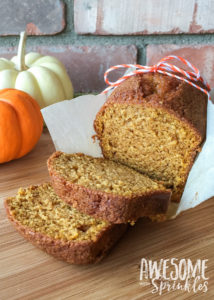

{"left": 42, "top": 90, "right": 214, "bottom": 218}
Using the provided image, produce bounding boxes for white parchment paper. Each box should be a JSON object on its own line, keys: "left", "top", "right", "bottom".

{"left": 42, "top": 91, "right": 214, "bottom": 218}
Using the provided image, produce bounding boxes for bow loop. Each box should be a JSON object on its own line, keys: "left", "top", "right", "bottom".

{"left": 102, "top": 55, "right": 211, "bottom": 101}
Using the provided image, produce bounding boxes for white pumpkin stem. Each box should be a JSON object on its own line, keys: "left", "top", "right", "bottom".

{"left": 17, "top": 31, "right": 27, "bottom": 71}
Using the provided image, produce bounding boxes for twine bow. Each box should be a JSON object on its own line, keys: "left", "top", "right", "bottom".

{"left": 102, "top": 55, "right": 211, "bottom": 101}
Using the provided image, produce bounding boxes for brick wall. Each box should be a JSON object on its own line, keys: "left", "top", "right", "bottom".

{"left": 0, "top": 0, "right": 214, "bottom": 93}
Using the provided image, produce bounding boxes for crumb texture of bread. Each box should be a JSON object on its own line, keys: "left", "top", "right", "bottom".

{"left": 5, "top": 183, "right": 127, "bottom": 264}
{"left": 7, "top": 183, "right": 108, "bottom": 242}
{"left": 94, "top": 73, "right": 207, "bottom": 202}
{"left": 48, "top": 152, "right": 171, "bottom": 223}
{"left": 49, "top": 152, "right": 166, "bottom": 196}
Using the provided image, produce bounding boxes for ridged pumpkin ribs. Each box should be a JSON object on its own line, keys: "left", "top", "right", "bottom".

{"left": 0, "top": 89, "right": 43, "bottom": 163}
{"left": 94, "top": 73, "right": 207, "bottom": 202}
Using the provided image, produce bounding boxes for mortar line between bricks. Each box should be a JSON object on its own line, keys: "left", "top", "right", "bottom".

{"left": 3, "top": 34, "right": 214, "bottom": 45}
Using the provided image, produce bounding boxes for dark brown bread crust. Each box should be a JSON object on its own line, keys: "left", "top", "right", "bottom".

{"left": 94, "top": 73, "right": 207, "bottom": 203}
{"left": 48, "top": 152, "right": 171, "bottom": 224}
{"left": 95, "top": 73, "right": 207, "bottom": 140}
{"left": 4, "top": 197, "right": 127, "bottom": 264}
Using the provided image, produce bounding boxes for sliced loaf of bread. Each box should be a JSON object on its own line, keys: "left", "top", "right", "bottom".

{"left": 94, "top": 73, "right": 207, "bottom": 203}
{"left": 5, "top": 183, "right": 127, "bottom": 264}
{"left": 47, "top": 152, "right": 171, "bottom": 223}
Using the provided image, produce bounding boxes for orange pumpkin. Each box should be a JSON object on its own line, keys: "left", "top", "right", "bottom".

{"left": 0, "top": 89, "right": 43, "bottom": 163}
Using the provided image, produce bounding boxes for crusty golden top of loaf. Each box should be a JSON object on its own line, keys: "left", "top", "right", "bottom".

{"left": 101, "top": 72, "right": 207, "bottom": 138}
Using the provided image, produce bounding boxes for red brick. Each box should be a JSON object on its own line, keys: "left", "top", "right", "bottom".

{"left": 0, "top": 0, "right": 65, "bottom": 35}
{"left": 0, "top": 45, "right": 137, "bottom": 93}
{"left": 147, "top": 45, "right": 214, "bottom": 88}
{"left": 74, "top": 0, "right": 214, "bottom": 35}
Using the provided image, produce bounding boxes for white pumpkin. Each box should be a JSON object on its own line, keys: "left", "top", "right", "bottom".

{"left": 0, "top": 32, "right": 73, "bottom": 108}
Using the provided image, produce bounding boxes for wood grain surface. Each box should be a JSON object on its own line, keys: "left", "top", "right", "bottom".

{"left": 0, "top": 129, "right": 213, "bottom": 300}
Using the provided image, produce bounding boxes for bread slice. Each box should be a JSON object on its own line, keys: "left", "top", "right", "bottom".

{"left": 94, "top": 72, "right": 207, "bottom": 203}
{"left": 5, "top": 183, "right": 127, "bottom": 264}
{"left": 47, "top": 151, "right": 171, "bottom": 224}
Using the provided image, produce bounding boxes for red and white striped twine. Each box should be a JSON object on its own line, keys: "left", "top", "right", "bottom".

{"left": 102, "top": 55, "right": 211, "bottom": 100}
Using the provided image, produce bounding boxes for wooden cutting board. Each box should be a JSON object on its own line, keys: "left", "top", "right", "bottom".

{"left": 0, "top": 129, "right": 213, "bottom": 300}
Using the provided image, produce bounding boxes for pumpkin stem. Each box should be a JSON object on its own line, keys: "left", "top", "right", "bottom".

{"left": 17, "top": 31, "right": 27, "bottom": 71}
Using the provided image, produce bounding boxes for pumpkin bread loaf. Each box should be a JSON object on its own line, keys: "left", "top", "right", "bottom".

{"left": 47, "top": 152, "right": 171, "bottom": 224}
{"left": 94, "top": 73, "right": 207, "bottom": 203}
{"left": 5, "top": 183, "right": 127, "bottom": 264}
